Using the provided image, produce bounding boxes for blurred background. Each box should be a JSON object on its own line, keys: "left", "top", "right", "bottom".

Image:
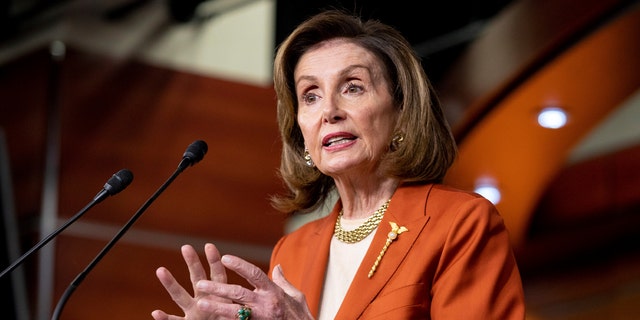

{"left": 0, "top": 0, "right": 639, "bottom": 319}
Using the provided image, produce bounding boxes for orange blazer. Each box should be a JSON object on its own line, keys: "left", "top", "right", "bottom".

{"left": 269, "top": 183, "right": 526, "bottom": 319}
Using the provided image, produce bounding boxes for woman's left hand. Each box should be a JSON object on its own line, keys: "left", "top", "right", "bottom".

{"left": 195, "top": 254, "right": 315, "bottom": 320}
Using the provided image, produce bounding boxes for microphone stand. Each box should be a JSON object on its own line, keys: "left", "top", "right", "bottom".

{"left": 51, "top": 158, "right": 194, "bottom": 320}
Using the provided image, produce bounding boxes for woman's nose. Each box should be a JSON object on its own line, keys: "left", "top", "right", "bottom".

{"left": 322, "top": 96, "right": 345, "bottom": 123}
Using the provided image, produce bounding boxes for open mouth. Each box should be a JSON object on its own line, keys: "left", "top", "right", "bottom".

{"left": 323, "top": 135, "right": 356, "bottom": 147}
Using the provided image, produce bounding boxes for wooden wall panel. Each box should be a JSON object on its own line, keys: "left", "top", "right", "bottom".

{"left": 1, "top": 45, "right": 283, "bottom": 319}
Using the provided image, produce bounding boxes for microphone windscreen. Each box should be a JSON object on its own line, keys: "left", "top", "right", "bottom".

{"left": 183, "top": 140, "right": 208, "bottom": 164}
{"left": 103, "top": 169, "right": 134, "bottom": 196}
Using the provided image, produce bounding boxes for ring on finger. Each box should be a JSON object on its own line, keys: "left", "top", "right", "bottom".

{"left": 237, "top": 305, "right": 251, "bottom": 320}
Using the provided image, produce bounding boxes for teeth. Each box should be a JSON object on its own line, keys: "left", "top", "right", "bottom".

{"left": 325, "top": 136, "right": 352, "bottom": 146}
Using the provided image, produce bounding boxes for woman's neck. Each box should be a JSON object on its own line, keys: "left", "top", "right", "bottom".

{"left": 334, "top": 177, "right": 400, "bottom": 220}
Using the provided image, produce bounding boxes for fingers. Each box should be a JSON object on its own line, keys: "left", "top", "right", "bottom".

{"left": 150, "top": 309, "right": 169, "bottom": 320}
{"left": 196, "top": 261, "right": 314, "bottom": 320}
{"left": 201, "top": 243, "right": 233, "bottom": 304}
{"left": 204, "top": 243, "right": 227, "bottom": 284}
{"left": 154, "top": 244, "right": 237, "bottom": 319}
{"left": 194, "top": 259, "right": 313, "bottom": 319}
{"left": 194, "top": 255, "right": 266, "bottom": 306}
{"left": 151, "top": 309, "right": 185, "bottom": 320}
{"left": 271, "top": 265, "right": 306, "bottom": 303}
{"left": 155, "top": 267, "right": 197, "bottom": 311}
{"left": 272, "top": 265, "right": 314, "bottom": 318}
{"left": 181, "top": 244, "right": 208, "bottom": 289}
{"left": 220, "top": 255, "right": 272, "bottom": 291}
{"left": 271, "top": 264, "right": 290, "bottom": 292}
{"left": 271, "top": 264, "right": 293, "bottom": 293}
{"left": 196, "top": 298, "right": 245, "bottom": 318}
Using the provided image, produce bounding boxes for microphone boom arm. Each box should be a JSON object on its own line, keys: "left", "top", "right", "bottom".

{"left": 0, "top": 169, "right": 133, "bottom": 279}
{"left": 0, "top": 200, "right": 98, "bottom": 279}
{"left": 51, "top": 140, "right": 207, "bottom": 320}
{"left": 51, "top": 166, "right": 180, "bottom": 320}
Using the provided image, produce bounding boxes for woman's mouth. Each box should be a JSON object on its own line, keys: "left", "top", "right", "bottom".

{"left": 323, "top": 134, "right": 356, "bottom": 147}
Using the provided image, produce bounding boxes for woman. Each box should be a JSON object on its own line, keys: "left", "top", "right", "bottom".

{"left": 152, "top": 10, "right": 525, "bottom": 320}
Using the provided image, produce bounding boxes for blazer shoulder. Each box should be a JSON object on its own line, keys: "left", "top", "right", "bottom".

{"left": 429, "top": 183, "right": 484, "bottom": 200}
{"left": 272, "top": 213, "right": 333, "bottom": 256}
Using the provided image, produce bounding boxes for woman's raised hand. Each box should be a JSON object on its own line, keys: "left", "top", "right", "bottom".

{"left": 152, "top": 243, "right": 314, "bottom": 320}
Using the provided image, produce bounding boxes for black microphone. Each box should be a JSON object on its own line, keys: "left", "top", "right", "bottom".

{"left": 178, "top": 139, "right": 208, "bottom": 171}
{"left": 93, "top": 169, "right": 134, "bottom": 202}
{"left": 0, "top": 169, "right": 133, "bottom": 279}
{"left": 51, "top": 140, "right": 208, "bottom": 320}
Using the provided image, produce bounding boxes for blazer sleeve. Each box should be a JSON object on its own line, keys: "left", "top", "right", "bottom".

{"left": 430, "top": 196, "right": 525, "bottom": 319}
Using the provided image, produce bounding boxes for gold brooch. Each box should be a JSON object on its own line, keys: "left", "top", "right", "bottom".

{"left": 368, "top": 221, "right": 408, "bottom": 278}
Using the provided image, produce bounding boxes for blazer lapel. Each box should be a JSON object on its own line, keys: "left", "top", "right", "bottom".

{"left": 334, "top": 184, "right": 433, "bottom": 319}
{"left": 300, "top": 208, "right": 339, "bottom": 316}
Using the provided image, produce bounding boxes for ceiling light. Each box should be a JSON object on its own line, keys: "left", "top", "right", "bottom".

{"left": 537, "top": 107, "right": 568, "bottom": 129}
{"left": 474, "top": 182, "right": 501, "bottom": 205}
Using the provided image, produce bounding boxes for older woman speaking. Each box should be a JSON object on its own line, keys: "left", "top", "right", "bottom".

{"left": 151, "top": 9, "right": 525, "bottom": 320}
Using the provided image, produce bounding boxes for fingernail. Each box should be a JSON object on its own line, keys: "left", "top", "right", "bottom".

{"left": 196, "top": 280, "right": 207, "bottom": 289}
{"left": 221, "top": 255, "right": 231, "bottom": 263}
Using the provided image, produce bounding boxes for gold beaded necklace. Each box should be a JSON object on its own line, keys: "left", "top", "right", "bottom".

{"left": 334, "top": 199, "right": 391, "bottom": 243}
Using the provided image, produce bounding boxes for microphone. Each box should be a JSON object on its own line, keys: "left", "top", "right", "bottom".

{"left": 0, "top": 169, "right": 133, "bottom": 279}
{"left": 178, "top": 139, "right": 208, "bottom": 171}
{"left": 51, "top": 140, "right": 208, "bottom": 320}
{"left": 93, "top": 169, "right": 134, "bottom": 202}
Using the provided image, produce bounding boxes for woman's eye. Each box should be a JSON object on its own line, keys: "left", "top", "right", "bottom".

{"left": 302, "top": 92, "right": 318, "bottom": 104}
{"left": 346, "top": 82, "right": 363, "bottom": 94}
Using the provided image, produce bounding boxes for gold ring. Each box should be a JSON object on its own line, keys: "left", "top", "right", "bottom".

{"left": 237, "top": 305, "right": 251, "bottom": 320}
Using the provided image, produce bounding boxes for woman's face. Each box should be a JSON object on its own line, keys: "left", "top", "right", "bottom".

{"left": 294, "top": 39, "right": 398, "bottom": 179}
